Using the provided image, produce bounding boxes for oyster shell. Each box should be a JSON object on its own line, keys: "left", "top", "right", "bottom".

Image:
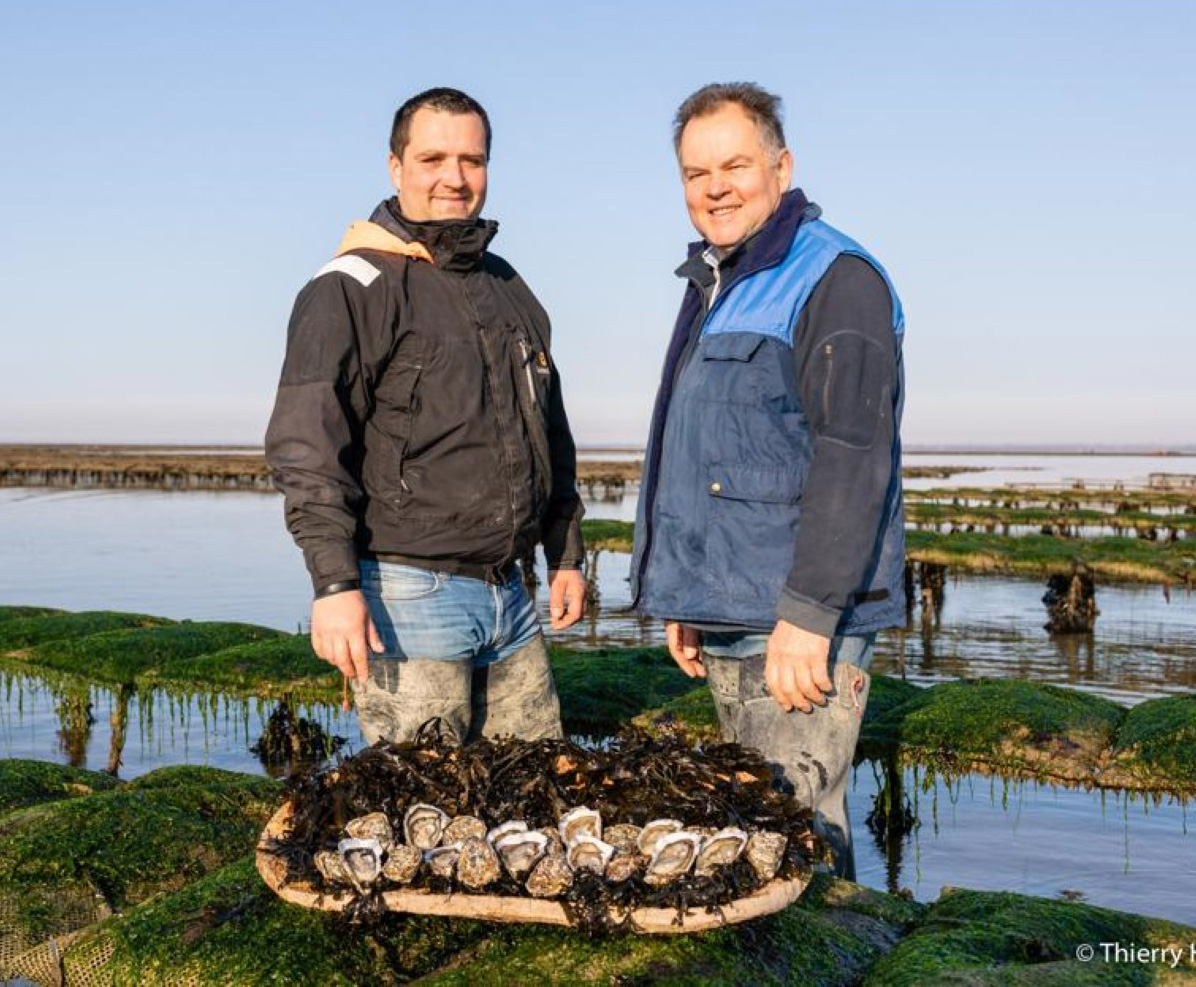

{"left": 694, "top": 827, "right": 748, "bottom": 877}
{"left": 745, "top": 831, "right": 788, "bottom": 882}
{"left": 495, "top": 830, "right": 549, "bottom": 879}
{"left": 382, "top": 843, "right": 422, "bottom": 884}
{"left": 605, "top": 852, "right": 646, "bottom": 883}
{"left": 604, "top": 823, "right": 642, "bottom": 855}
{"left": 486, "top": 820, "right": 529, "bottom": 846}
{"left": 344, "top": 812, "right": 394, "bottom": 850}
{"left": 314, "top": 849, "right": 352, "bottom": 886}
{"left": 538, "top": 826, "right": 566, "bottom": 855}
{"left": 424, "top": 843, "right": 461, "bottom": 880}
{"left": 645, "top": 831, "right": 701, "bottom": 886}
{"left": 456, "top": 836, "right": 502, "bottom": 889}
{"left": 443, "top": 814, "right": 488, "bottom": 845}
{"left": 566, "top": 835, "right": 615, "bottom": 875}
{"left": 637, "top": 818, "right": 683, "bottom": 856}
{"left": 338, "top": 836, "right": 385, "bottom": 891}
{"left": 404, "top": 803, "right": 449, "bottom": 850}
{"left": 525, "top": 852, "right": 574, "bottom": 898}
{"left": 559, "top": 805, "right": 602, "bottom": 845}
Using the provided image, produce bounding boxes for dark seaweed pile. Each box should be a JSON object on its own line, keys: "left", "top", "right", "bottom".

{"left": 273, "top": 722, "right": 826, "bottom": 932}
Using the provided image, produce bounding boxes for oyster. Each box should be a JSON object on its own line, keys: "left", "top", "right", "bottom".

{"left": 456, "top": 836, "right": 502, "bottom": 889}
{"left": 538, "top": 826, "right": 566, "bottom": 855}
{"left": 495, "top": 830, "right": 549, "bottom": 879}
{"left": 526, "top": 852, "right": 574, "bottom": 898}
{"left": 314, "top": 849, "right": 352, "bottom": 886}
{"left": 694, "top": 827, "right": 748, "bottom": 877}
{"left": 337, "top": 836, "right": 385, "bottom": 891}
{"left": 605, "top": 852, "right": 646, "bottom": 883}
{"left": 637, "top": 818, "right": 683, "bottom": 856}
{"left": 604, "top": 823, "right": 642, "bottom": 855}
{"left": 486, "top": 820, "right": 529, "bottom": 846}
{"left": 645, "top": 831, "right": 701, "bottom": 886}
{"left": 566, "top": 835, "right": 615, "bottom": 875}
{"left": 425, "top": 843, "right": 461, "bottom": 880}
{"left": 443, "top": 814, "right": 488, "bottom": 845}
{"left": 382, "top": 843, "right": 422, "bottom": 884}
{"left": 745, "top": 831, "right": 788, "bottom": 882}
{"left": 404, "top": 803, "right": 449, "bottom": 850}
{"left": 344, "top": 812, "right": 394, "bottom": 850}
{"left": 559, "top": 805, "right": 602, "bottom": 845}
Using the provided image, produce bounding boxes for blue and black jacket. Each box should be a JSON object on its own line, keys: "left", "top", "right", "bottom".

{"left": 630, "top": 189, "right": 906, "bottom": 637}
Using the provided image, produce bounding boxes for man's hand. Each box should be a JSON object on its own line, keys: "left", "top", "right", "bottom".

{"left": 765, "top": 619, "right": 833, "bottom": 713}
{"left": 547, "top": 568, "right": 586, "bottom": 630}
{"left": 311, "top": 589, "right": 383, "bottom": 682}
{"left": 666, "top": 621, "right": 705, "bottom": 678}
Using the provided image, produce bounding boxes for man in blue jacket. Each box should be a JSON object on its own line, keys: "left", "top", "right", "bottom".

{"left": 630, "top": 82, "right": 906, "bottom": 879}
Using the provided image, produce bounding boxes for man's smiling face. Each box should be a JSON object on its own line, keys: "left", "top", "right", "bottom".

{"left": 678, "top": 103, "right": 792, "bottom": 252}
{"left": 390, "top": 107, "right": 488, "bottom": 222}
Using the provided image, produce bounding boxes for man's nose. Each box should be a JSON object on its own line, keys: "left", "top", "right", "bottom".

{"left": 707, "top": 174, "right": 730, "bottom": 197}
{"left": 442, "top": 159, "right": 467, "bottom": 187}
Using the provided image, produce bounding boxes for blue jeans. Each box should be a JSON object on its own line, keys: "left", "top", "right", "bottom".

{"left": 359, "top": 559, "right": 540, "bottom": 665}
{"left": 352, "top": 560, "right": 561, "bottom": 744}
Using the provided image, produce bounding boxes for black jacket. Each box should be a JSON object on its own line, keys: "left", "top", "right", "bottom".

{"left": 265, "top": 200, "right": 584, "bottom": 594}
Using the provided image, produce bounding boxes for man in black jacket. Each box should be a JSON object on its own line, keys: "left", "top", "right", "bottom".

{"left": 266, "top": 88, "right": 586, "bottom": 744}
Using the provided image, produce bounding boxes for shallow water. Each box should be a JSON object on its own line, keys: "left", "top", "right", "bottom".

{"left": 2, "top": 483, "right": 1194, "bottom": 925}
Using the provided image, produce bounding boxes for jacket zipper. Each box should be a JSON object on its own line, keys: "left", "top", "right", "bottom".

{"left": 822, "top": 342, "right": 834, "bottom": 423}
{"left": 517, "top": 336, "right": 538, "bottom": 409}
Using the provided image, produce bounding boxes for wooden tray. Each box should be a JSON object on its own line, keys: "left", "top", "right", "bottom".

{"left": 256, "top": 800, "right": 808, "bottom": 934}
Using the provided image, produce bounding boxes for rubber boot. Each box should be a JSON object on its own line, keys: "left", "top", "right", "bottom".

{"left": 350, "top": 656, "right": 473, "bottom": 745}
{"left": 469, "top": 634, "right": 563, "bottom": 741}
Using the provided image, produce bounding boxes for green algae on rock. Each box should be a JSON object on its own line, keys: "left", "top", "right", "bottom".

{"left": 0, "top": 605, "right": 65, "bottom": 623}
{"left": 23, "top": 621, "right": 284, "bottom": 684}
{"left": 138, "top": 634, "right": 340, "bottom": 703}
{"left": 863, "top": 678, "right": 1126, "bottom": 785}
{"left": 0, "top": 760, "right": 119, "bottom": 816}
{"left": 0, "top": 610, "right": 174, "bottom": 654}
{"left": 1103, "top": 694, "right": 1196, "bottom": 794}
{"left": 633, "top": 684, "right": 722, "bottom": 744}
{"left": 862, "top": 887, "right": 1196, "bottom": 986}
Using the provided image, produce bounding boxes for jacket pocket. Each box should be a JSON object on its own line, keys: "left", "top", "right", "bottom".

{"left": 704, "top": 463, "right": 804, "bottom": 605}
{"left": 364, "top": 343, "right": 426, "bottom": 504}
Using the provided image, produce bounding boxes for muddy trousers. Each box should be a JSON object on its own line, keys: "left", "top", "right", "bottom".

{"left": 351, "top": 634, "right": 564, "bottom": 744}
{"left": 702, "top": 634, "right": 874, "bottom": 881}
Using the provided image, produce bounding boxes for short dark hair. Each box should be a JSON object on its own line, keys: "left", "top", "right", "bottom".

{"left": 390, "top": 87, "right": 492, "bottom": 160}
{"left": 673, "top": 82, "right": 786, "bottom": 159}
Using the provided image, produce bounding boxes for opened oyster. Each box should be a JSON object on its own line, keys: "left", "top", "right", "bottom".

{"left": 526, "top": 852, "right": 573, "bottom": 898}
{"left": 637, "top": 818, "right": 683, "bottom": 856}
{"left": 694, "top": 827, "right": 748, "bottom": 877}
{"left": 338, "top": 836, "right": 385, "bottom": 891}
{"left": 343, "top": 812, "right": 394, "bottom": 849}
{"left": 443, "top": 814, "right": 488, "bottom": 845}
{"left": 559, "top": 805, "right": 602, "bottom": 845}
{"left": 604, "top": 823, "right": 642, "bottom": 855}
{"left": 495, "top": 830, "right": 549, "bottom": 879}
{"left": 566, "top": 835, "right": 615, "bottom": 875}
{"left": 404, "top": 803, "right": 449, "bottom": 850}
{"left": 645, "top": 831, "right": 701, "bottom": 886}
{"left": 425, "top": 843, "right": 461, "bottom": 879}
{"left": 457, "top": 836, "right": 502, "bottom": 889}
{"left": 487, "top": 820, "right": 529, "bottom": 846}
{"left": 382, "top": 843, "right": 422, "bottom": 884}
{"left": 538, "top": 826, "right": 565, "bottom": 855}
{"left": 745, "top": 831, "right": 788, "bottom": 882}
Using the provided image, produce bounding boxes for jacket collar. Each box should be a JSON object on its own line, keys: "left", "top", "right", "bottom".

{"left": 675, "top": 188, "right": 820, "bottom": 288}
{"left": 370, "top": 198, "right": 498, "bottom": 272}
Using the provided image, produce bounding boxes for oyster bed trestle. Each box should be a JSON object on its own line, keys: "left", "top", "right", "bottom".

{"left": 257, "top": 724, "right": 824, "bottom": 933}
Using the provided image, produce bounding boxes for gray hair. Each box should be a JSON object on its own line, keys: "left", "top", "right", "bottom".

{"left": 673, "top": 82, "right": 786, "bottom": 160}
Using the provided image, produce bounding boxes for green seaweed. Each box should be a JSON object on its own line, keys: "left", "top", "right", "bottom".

{"left": 550, "top": 645, "right": 698, "bottom": 737}
{"left": 580, "top": 518, "right": 635, "bottom": 552}
{"left": 24, "top": 621, "right": 283, "bottom": 684}
{"left": 0, "top": 759, "right": 119, "bottom": 816}
{"left": 864, "top": 887, "right": 1196, "bottom": 985}
{"left": 0, "top": 609, "right": 173, "bottom": 653}
{"left": 865, "top": 679, "right": 1126, "bottom": 783}
{"left": 633, "top": 683, "right": 722, "bottom": 743}
{"left": 0, "top": 605, "right": 64, "bottom": 622}
{"left": 138, "top": 634, "right": 340, "bottom": 702}
{"left": 1106, "top": 694, "right": 1196, "bottom": 792}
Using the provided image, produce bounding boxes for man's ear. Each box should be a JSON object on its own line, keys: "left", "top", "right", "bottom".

{"left": 777, "top": 147, "right": 794, "bottom": 189}
{"left": 387, "top": 153, "right": 402, "bottom": 193}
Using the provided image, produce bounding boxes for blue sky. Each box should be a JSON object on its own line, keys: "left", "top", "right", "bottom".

{"left": 1, "top": 0, "right": 1192, "bottom": 446}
